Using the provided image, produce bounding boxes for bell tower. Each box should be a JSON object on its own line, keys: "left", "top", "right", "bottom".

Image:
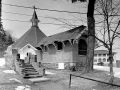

{"left": 30, "top": 6, "right": 40, "bottom": 26}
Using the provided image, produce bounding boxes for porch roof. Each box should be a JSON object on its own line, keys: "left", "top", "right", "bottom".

{"left": 37, "top": 25, "right": 86, "bottom": 46}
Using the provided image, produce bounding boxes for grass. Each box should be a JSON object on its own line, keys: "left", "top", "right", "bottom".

{"left": 43, "top": 69, "right": 120, "bottom": 90}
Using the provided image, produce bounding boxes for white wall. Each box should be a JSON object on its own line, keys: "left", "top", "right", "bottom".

{"left": 18, "top": 45, "right": 38, "bottom": 60}
{"left": 36, "top": 50, "right": 42, "bottom": 62}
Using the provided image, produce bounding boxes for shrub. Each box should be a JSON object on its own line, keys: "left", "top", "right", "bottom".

{"left": 69, "top": 66, "right": 76, "bottom": 71}
{"left": 4, "top": 53, "right": 15, "bottom": 70}
{"left": 97, "top": 62, "right": 104, "bottom": 66}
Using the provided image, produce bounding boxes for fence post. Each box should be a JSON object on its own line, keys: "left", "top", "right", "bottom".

{"left": 43, "top": 68, "right": 45, "bottom": 76}
{"left": 69, "top": 74, "right": 72, "bottom": 88}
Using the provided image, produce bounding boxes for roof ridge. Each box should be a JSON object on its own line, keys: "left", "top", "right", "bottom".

{"left": 47, "top": 25, "right": 86, "bottom": 37}
{"left": 12, "top": 28, "right": 32, "bottom": 49}
{"left": 37, "top": 25, "right": 86, "bottom": 46}
{"left": 34, "top": 26, "right": 38, "bottom": 44}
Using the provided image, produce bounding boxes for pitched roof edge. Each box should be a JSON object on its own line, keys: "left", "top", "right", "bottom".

{"left": 19, "top": 43, "right": 37, "bottom": 51}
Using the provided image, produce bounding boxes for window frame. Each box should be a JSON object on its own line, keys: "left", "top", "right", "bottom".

{"left": 57, "top": 42, "right": 63, "bottom": 51}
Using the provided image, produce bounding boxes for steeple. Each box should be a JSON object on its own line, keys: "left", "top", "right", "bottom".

{"left": 30, "top": 6, "right": 39, "bottom": 26}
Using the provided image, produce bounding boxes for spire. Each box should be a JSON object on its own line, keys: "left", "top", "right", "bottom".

{"left": 30, "top": 6, "right": 40, "bottom": 26}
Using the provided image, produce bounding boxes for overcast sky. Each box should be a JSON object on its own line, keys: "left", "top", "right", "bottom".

{"left": 2, "top": 0, "right": 87, "bottom": 38}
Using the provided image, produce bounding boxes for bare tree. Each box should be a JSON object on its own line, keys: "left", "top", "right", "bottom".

{"left": 95, "top": 0, "right": 120, "bottom": 84}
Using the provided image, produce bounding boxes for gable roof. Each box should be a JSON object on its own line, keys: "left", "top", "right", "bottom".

{"left": 12, "top": 10, "right": 46, "bottom": 50}
{"left": 37, "top": 25, "right": 86, "bottom": 46}
{"left": 12, "top": 26, "right": 46, "bottom": 50}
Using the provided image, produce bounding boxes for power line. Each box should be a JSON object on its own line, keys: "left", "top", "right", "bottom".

{"left": 2, "top": 18, "right": 29, "bottom": 22}
{"left": 2, "top": 3, "right": 86, "bottom": 14}
{"left": 2, "top": 3, "right": 32, "bottom": 9}
{"left": 3, "top": 10, "right": 118, "bottom": 24}
{"left": 2, "top": 18, "right": 120, "bottom": 28}
{"left": 2, "top": 10, "right": 81, "bottom": 21}
{"left": 2, "top": 11, "right": 32, "bottom": 16}
{"left": 2, "top": 18, "right": 74, "bottom": 26}
{"left": 2, "top": 3, "right": 120, "bottom": 16}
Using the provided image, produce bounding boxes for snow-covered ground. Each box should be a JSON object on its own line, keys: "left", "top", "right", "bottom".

{"left": 0, "top": 58, "right": 5, "bottom": 67}
{"left": 15, "top": 85, "right": 31, "bottom": 90}
{"left": 3, "top": 70, "right": 16, "bottom": 74}
{"left": 45, "top": 71, "right": 55, "bottom": 75}
{"left": 94, "top": 65, "right": 120, "bottom": 78}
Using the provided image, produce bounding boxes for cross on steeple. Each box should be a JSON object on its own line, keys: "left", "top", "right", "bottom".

{"left": 30, "top": 5, "right": 40, "bottom": 26}
{"left": 33, "top": 5, "right": 37, "bottom": 11}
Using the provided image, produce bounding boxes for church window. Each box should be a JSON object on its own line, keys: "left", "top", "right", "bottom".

{"left": 43, "top": 46, "right": 47, "bottom": 52}
{"left": 34, "top": 55, "right": 37, "bottom": 62}
{"left": 57, "top": 42, "right": 63, "bottom": 50}
{"left": 78, "top": 39, "right": 87, "bottom": 55}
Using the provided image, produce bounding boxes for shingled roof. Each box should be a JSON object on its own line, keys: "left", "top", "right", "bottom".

{"left": 37, "top": 25, "right": 86, "bottom": 46}
{"left": 12, "top": 10, "right": 46, "bottom": 50}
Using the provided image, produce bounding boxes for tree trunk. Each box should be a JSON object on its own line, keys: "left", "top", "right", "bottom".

{"left": 0, "top": 0, "right": 2, "bottom": 30}
{"left": 85, "top": 0, "right": 96, "bottom": 72}
{"left": 109, "top": 47, "right": 114, "bottom": 84}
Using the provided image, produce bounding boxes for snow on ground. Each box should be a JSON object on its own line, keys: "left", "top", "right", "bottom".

{"left": 94, "top": 65, "right": 120, "bottom": 78}
{"left": 9, "top": 78, "right": 23, "bottom": 84}
{"left": 0, "top": 58, "right": 5, "bottom": 67}
{"left": 3, "top": 70, "right": 16, "bottom": 74}
{"left": 114, "top": 72, "right": 120, "bottom": 78}
{"left": 29, "top": 77, "right": 50, "bottom": 83}
{"left": 15, "top": 85, "right": 31, "bottom": 90}
{"left": 45, "top": 71, "right": 55, "bottom": 75}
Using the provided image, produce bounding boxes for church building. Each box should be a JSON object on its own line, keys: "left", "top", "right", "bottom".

{"left": 12, "top": 9, "right": 88, "bottom": 77}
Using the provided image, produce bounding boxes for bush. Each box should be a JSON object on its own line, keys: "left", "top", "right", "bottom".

{"left": 4, "top": 53, "right": 15, "bottom": 70}
{"left": 97, "top": 62, "right": 104, "bottom": 66}
{"left": 69, "top": 66, "right": 76, "bottom": 71}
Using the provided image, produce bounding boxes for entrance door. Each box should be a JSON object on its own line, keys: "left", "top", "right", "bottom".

{"left": 25, "top": 53, "right": 32, "bottom": 63}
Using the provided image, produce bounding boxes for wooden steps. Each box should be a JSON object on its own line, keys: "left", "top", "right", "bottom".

{"left": 22, "top": 63, "right": 42, "bottom": 78}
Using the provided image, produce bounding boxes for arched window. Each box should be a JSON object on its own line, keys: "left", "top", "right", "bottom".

{"left": 55, "top": 41, "right": 63, "bottom": 51}
{"left": 54, "top": 41, "right": 63, "bottom": 51}
{"left": 78, "top": 39, "right": 87, "bottom": 55}
{"left": 58, "top": 42, "right": 63, "bottom": 50}
{"left": 103, "top": 58, "right": 106, "bottom": 62}
{"left": 43, "top": 46, "right": 47, "bottom": 52}
{"left": 94, "top": 59, "right": 97, "bottom": 62}
{"left": 98, "top": 58, "right": 102, "bottom": 62}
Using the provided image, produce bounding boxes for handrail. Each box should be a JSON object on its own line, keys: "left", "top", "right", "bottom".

{"left": 30, "top": 56, "right": 44, "bottom": 76}
{"left": 69, "top": 74, "right": 120, "bottom": 88}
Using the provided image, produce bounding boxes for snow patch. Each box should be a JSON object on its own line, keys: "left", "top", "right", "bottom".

{"left": 9, "top": 78, "right": 23, "bottom": 84}
{"left": 3, "top": 70, "right": 16, "bottom": 74}
{"left": 15, "top": 85, "right": 30, "bottom": 90}
{"left": 0, "top": 58, "right": 5, "bottom": 67}
{"left": 46, "top": 71, "right": 55, "bottom": 75}
{"left": 114, "top": 72, "right": 120, "bottom": 77}
{"left": 114, "top": 72, "right": 120, "bottom": 75}
{"left": 29, "top": 77, "right": 50, "bottom": 82}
